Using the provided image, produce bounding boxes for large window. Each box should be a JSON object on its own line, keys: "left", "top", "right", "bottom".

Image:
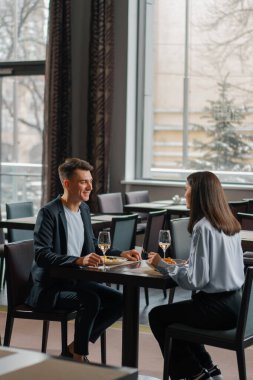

{"left": 137, "top": 0, "right": 253, "bottom": 184}
{"left": 0, "top": 0, "right": 49, "bottom": 215}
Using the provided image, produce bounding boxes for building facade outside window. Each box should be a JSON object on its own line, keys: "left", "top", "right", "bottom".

{"left": 136, "top": 0, "right": 253, "bottom": 185}
{"left": 0, "top": 0, "right": 49, "bottom": 215}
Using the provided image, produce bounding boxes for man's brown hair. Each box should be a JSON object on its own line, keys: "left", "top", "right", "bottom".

{"left": 58, "top": 158, "right": 93, "bottom": 183}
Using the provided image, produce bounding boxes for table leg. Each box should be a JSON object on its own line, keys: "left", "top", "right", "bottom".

{"left": 121, "top": 284, "right": 140, "bottom": 368}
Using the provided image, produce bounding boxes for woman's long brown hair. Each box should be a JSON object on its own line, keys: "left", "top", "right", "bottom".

{"left": 187, "top": 171, "right": 241, "bottom": 235}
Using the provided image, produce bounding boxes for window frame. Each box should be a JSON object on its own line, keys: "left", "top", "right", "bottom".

{"left": 0, "top": 61, "right": 45, "bottom": 77}
{"left": 125, "top": 0, "right": 253, "bottom": 189}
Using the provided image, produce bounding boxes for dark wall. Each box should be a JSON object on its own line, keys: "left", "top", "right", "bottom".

{"left": 109, "top": 0, "right": 128, "bottom": 192}
{"left": 71, "top": 0, "right": 127, "bottom": 193}
{"left": 71, "top": 0, "right": 91, "bottom": 159}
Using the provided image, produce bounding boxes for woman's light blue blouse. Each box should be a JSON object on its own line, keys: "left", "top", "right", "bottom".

{"left": 157, "top": 217, "right": 245, "bottom": 293}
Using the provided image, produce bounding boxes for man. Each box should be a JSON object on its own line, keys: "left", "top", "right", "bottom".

{"left": 26, "top": 158, "right": 140, "bottom": 362}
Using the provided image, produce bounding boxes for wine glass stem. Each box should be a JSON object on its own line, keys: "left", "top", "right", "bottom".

{"left": 103, "top": 252, "right": 106, "bottom": 271}
{"left": 163, "top": 249, "right": 166, "bottom": 259}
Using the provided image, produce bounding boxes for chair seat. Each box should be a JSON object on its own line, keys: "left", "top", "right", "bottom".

{"left": 13, "top": 304, "right": 77, "bottom": 321}
{"left": 166, "top": 323, "right": 237, "bottom": 348}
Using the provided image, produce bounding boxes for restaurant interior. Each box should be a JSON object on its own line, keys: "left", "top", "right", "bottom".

{"left": 0, "top": 1, "right": 253, "bottom": 380}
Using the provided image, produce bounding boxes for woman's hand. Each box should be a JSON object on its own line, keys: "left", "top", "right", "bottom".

{"left": 148, "top": 252, "right": 161, "bottom": 267}
{"left": 75, "top": 253, "right": 101, "bottom": 267}
{"left": 121, "top": 249, "right": 141, "bottom": 261}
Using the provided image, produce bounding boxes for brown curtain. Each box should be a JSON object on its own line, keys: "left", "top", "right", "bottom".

{"left": 42, "top": 0, "right": 72, "bottom": 204}
{"left": 87, "top": 0, "right": 114, "bottom": 212}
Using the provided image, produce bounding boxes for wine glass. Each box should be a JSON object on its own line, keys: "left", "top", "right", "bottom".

{"left": 158, "top": 230, "right": 171, "bottom": 258}
{"left": 98, "top": 231, "right": 111, "bottom": 270}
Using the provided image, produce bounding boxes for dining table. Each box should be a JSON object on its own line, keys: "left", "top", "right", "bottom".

{"left": 123, "top": 200, "right": 189, "bottom": 220}
{"left": 50, "top": 260, "right": 176, "bottom": 369}
{"left": 0, "top": 346, "right": 138, "bottom": 380}
{"left": 0, "top": 214, "right": 124, "bottom": 232}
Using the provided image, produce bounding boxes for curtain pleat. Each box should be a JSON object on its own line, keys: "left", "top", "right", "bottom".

{"left": 87, "top": 0, "right": 114, "bottom": 212}
{"left": 42, "top": 0, "right": 114, "bottom": 210}
{"left": 42, "top": 0, "right": 72, "bottom": 204}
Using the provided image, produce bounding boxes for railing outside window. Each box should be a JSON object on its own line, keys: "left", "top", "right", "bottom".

{"left": 0, "top": 163, "right": 42, "bottom": 217}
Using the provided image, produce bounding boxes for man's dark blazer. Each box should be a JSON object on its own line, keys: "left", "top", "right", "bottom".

{"left": 26, "top": 195, "right": 121, "bottom": 311}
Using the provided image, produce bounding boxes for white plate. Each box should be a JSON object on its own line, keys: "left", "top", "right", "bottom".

{"left": 102, "top": 256, "right": 128, "bottom": 266}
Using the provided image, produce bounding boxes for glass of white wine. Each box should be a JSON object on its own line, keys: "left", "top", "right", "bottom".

{"left": 158, "top": 230, "right": 171, "bottom": 259}
{"left": 98, "top": 231, "right": 111, "bottom": 271}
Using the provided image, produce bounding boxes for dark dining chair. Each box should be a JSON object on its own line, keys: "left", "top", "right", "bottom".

{"left": 243, "top": 251, "right": 253, "bottom": 270}
{"left": 169, "top": 217, "right": 192, "bottom": 303}
{"left": 110, "top": 213, "right": 138, "bottom": 251}
{"left": 163, "top": 266, "right": 253, "bottom": 380}
{"left": 247, "top": 199, "right": 253, "bottom": 213}
{"left": 228, "top": 201, "right": 249, "bottom": 220}
{"left": 0, "top": 224, "right": 5, "bottom": 289}
{"left": 125, "top": 190, "right": 150, "bottom": 204}
{"left": 97, "top": 192, "right": 124, "bottom": 214}
{"left": 107, "top": 214, "right": 138, "bottom": 292}
{"left": 3, "top": 240, "right": 107, "bottom": 363}
{"left": 237, "top": 212, "right": 253, "bottom": 230}
{"left": 97, "top": 192, "right": 145, "bottom": 234}
{"left": 125, "top": 190, "right": 150, "bottom": 233}
{"left": 142, "top": 210, "right": 167, "bottom": 305}
{"left": 6, "top": 201, "right": 34, "bottom": 242}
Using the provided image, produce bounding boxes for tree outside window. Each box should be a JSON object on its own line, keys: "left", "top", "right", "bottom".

{"left": 141, "top": 0, "right": 253, "bottom": 183}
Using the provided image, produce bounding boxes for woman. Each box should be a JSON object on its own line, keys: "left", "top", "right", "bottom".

{"left": 148, "top": 171, "right": 245, "bottom": 380}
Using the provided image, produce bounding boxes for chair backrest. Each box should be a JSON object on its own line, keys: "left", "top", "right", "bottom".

{"left": 170, "top": 217, "right": 191, "bottom": 260}
{"left": 228, "top": 201, "right": 248, "bottom": 219}
{"left": 0, "top": 210, "right": 5, "bottom": 245}
{"left": 237, "top": 212, "right": 253, "bottom": 230}
{"left": 143, "top": 210, "right": 167, "bottom": 253}
{"left": 247, "top": 200, "right": 253, "bottom": 213}
{"left": 110, "top": 214, "right": 138, "bottom": 251}
{"left": 125, "top": 190, "right": 150, "bottom": 221}
{"left": 4, "top": 240, "right": 34, "bottom": 310}
{"left": 6, "top": 201, "right": 34, "bottom": 242}
{"left": 236, "top": 266, "right": 253, "bottom": 343}
{"left": 125, "top": 190, "right": 150, "bottom": 204}
{"left": 97, "top": 193, "right": 124, "bottom": 214}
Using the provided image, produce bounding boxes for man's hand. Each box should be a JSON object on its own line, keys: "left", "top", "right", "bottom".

{"left": 148, "top": 252, "right": 161, "bottom": 267}
{"left": 75, "top": 253, "right": 101, "bottom": 267}
{"left": 120, "top": 249, "right": 141, "bottom": 261}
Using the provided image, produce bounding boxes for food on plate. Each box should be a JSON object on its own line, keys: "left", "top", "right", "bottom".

{"left": 102, "top": 256, "right": 127, "bottom": 265}
{"left": 163, "top": 257, "right": 187, "bottom": 267}
{"left": 163, "top": 257, "right": 176, "bottom": 264}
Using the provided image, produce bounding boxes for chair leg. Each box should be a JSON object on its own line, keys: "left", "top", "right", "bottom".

{"left": 41, "top": 320, "right": 50, "bottom": 353}
{"left": 100, "top": 331, "right": 106, "bottom": 364}
{"left": 4, "top": 314, "right": 14, "bottom": 346}
{"left": 3, "top": 267, "right": 7, "bottom": 289}
{"left": 60, "top": 320, "right": 68, "bottom": 356}
{"left": 144, "top": 287, "right": 149, "bottom": 306}
{"left": 168, "top": 288, "right": 176, "bottom": 304}
{"left": 0, "top": 257, "right": 4, "bottom": 289}
{"left": 236, "top": 348, "right": 247, "bottom": 380}
{"left": 163, "top": 333, "right": 172, "bottom": 380}
{"left": 163, "top": 289, "right": 167, "bottom": 298}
